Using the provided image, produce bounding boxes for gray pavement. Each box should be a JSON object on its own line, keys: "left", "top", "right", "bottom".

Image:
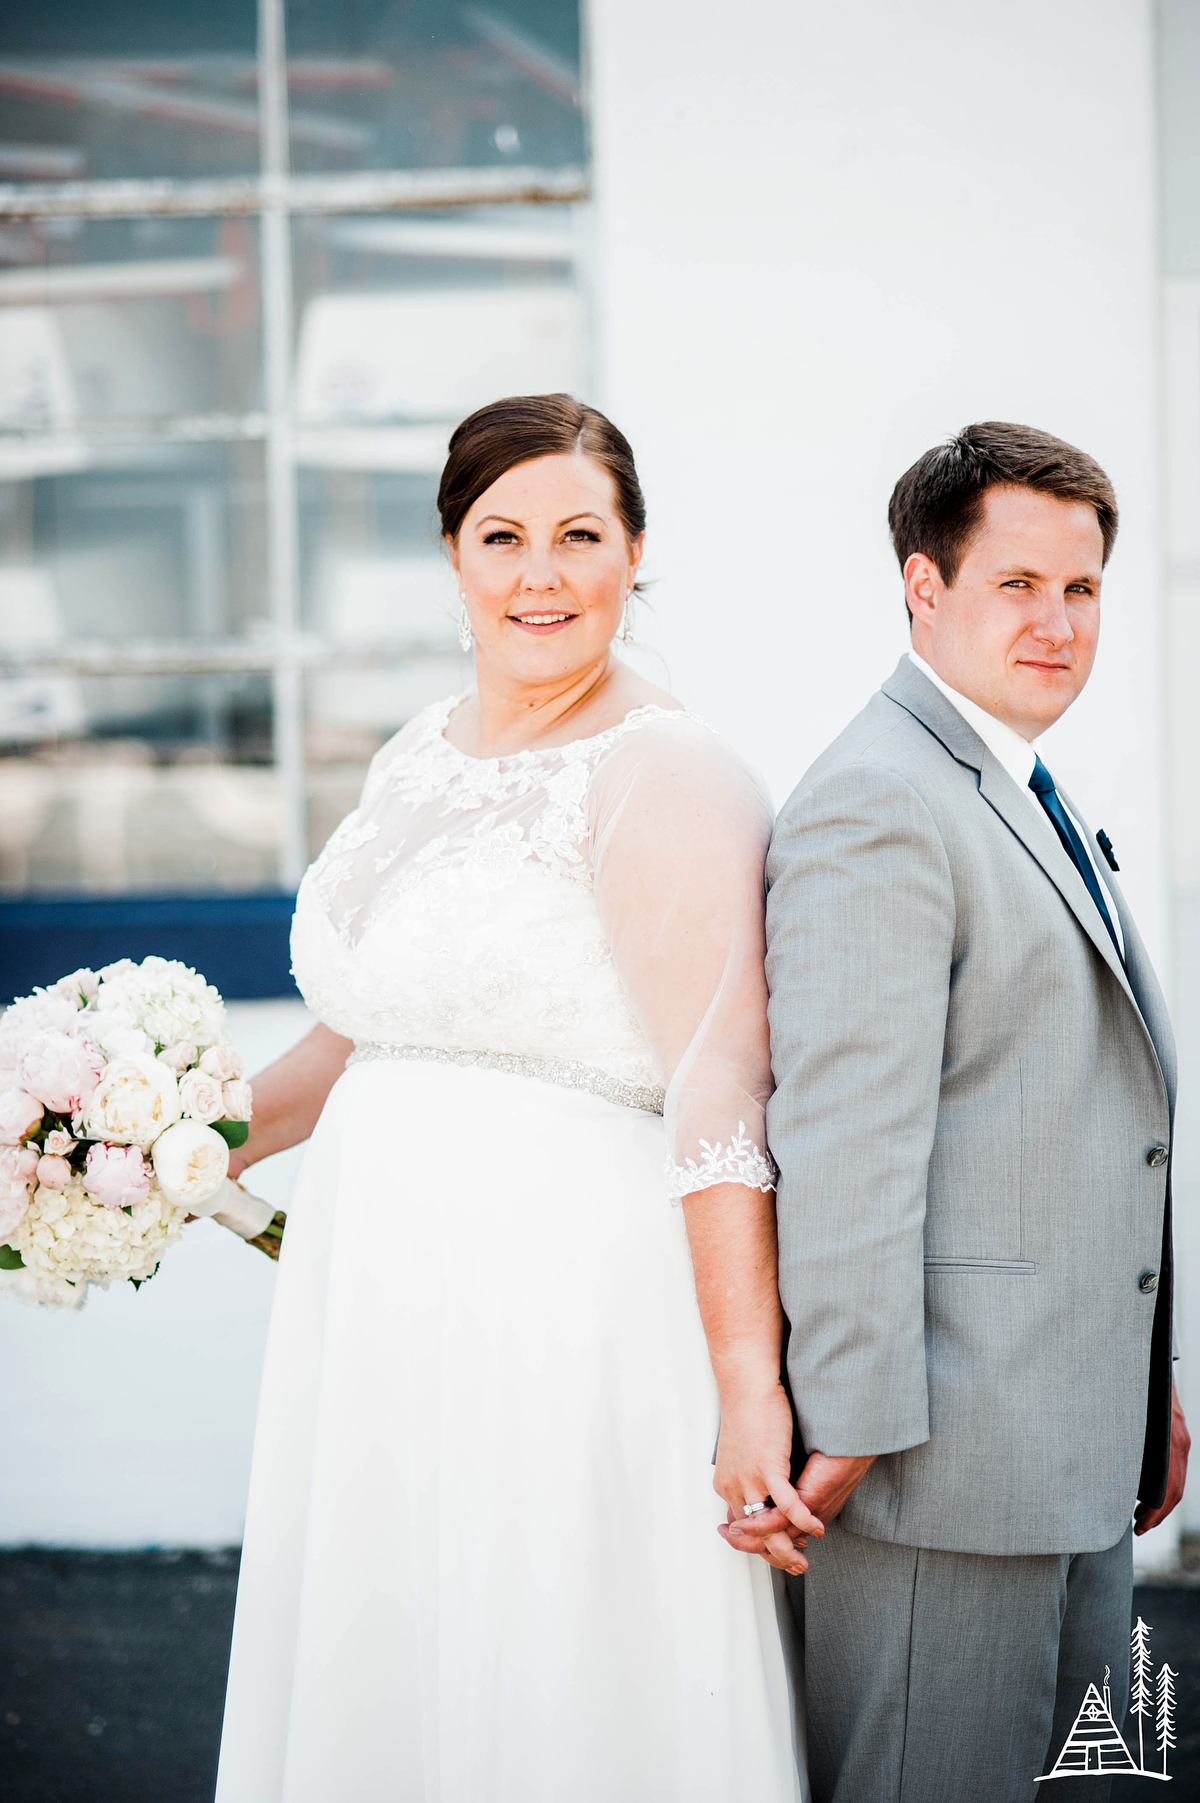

{"left": 0, "top": 1549, "right": 1196, "bottom": 1799}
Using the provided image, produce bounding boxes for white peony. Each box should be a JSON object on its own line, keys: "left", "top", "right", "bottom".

{"left": 85, "top": 1055, "right": 182, "bottom": 1147}
{"left": 48, "top": 969, "right": 98, "bottom": 1008}
{"left": 151, "top": 1120, "right": 229, "bottom": 1211}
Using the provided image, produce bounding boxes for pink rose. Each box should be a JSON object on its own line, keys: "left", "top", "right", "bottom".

{"left": 36, "top": 1154, "right": 72, "bottom": 1190}
{"left": 159, "top": 1041, "right": 198, "bottom": 1073}
{"left": 199, "top": 1044, "right": 245, "bottom": 1083}
{"left": 44, "top": 1129, "right": 76, "bottom": 1157}
{"left": 0, "top": 1144, "right": 38, "bottom": 1237}
{"left": 16, "top": 1031, "right": 105, "bottom": 1115}
{"left": 178, "top": 1068, "right": 225, "bottom": 1124}
{"left": 83, "top": 1143, "right": 151, "bottom": 1211}
{"left": 0, "top": 1088, "right": 43, "bottom": 1144}
{"left": 221, "top": 1079, "right": 253, "bottom": 1122}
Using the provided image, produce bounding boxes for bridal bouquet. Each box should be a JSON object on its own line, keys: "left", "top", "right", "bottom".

{"left": 0, "top": 956, "right": 270, "bottom": 1311}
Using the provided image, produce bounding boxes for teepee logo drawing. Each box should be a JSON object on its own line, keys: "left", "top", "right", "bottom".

{"left": 1036, "top": 1619, "right": 1177, "bottom": 1782}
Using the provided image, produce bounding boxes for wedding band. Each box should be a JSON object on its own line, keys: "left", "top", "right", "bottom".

{"left": 742, "top": 1501, "right": 768, "bottom": 1517}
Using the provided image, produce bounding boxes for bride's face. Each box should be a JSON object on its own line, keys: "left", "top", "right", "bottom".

{"left": 450, "top": 452, "right": 643, "bottom": 685}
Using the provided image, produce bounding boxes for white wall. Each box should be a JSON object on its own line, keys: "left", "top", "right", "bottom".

{"left": 589, "top": 0, "right": 1178, "bottom": 1565}
{"left": 589, "top": 0, "right": 1166, "bottom": 957}
{"left": 1, "top": 0, "right": 1181, "bottom": 1556}
{"left": 0, "top": 1002, "right": 311, "bottom": 1546}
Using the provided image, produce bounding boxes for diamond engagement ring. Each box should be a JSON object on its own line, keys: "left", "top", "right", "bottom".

{"left": 742, "top": 1501, "right": 769, "bottom": 1517}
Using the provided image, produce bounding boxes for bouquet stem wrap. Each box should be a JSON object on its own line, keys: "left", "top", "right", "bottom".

{"left": 211, "top": 1177, "right": 276, "bottom": 1241}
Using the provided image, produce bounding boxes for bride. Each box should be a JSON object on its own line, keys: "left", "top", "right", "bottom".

{"left": 215, "top": 393, "right": 814, "bottom": 1802}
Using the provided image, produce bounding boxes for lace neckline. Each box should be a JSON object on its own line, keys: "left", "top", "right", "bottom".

{"left": 433, "top": 695, "right": 689, "bottom": 768}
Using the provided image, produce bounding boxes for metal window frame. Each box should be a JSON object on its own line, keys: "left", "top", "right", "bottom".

{"left": 0, "top": 0, "right": 588, "bottom": 891}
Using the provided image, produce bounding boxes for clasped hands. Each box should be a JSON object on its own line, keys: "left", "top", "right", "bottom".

{"left": 713, "top": 1381, "right": 875, "bottom": 1577}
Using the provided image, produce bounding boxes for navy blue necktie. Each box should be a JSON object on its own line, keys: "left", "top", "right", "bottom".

{"left": 1028, "top": 755, "right": 1123, "bottom": 963}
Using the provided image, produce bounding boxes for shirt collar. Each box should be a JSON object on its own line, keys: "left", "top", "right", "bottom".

{"left": 906, "top": 650, "right": 1038, "bottom": 796}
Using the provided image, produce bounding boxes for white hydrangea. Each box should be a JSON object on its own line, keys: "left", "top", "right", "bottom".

{"left": 89, "top": 957, "right": 226, "bottom": 1055}
{"left": 3, "top": 1175, "right": 188, "bottom": 1311}
{"left": 0, "top": 1262, "right": 85, "bottom": 1313}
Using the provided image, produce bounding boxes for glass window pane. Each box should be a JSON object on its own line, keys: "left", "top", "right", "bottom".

{"left": 298, "top": 467, "right": 454, "bottom": 637}
{"left": 305, "top": 652, "right": 464, "bottom": 862}
{"left": 0, "top": 1, "right": 261, "bottom": 180}
{"left": 0, "top": 442, "right": 267, "bottom": 643}
{"left": 292, "top": 205, "right": 583, "bottom": 443}
{"left": 0, "top": 671, "right": 280, "bottom": 894}
{"left": 292, "top": 201, "right": 585, "bottom": 669}
{"left": 283, "top": 0, "right": 583, "bottom": 175}
{"left": 0, "top": 217, "right": 263, "bottom": 426}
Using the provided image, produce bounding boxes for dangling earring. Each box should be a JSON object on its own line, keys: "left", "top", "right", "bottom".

{"left": 458, "top": 595, "right": 473, "bottom": 653}
{"left": 620, "top": 591, "right": 634, "bottom": 645}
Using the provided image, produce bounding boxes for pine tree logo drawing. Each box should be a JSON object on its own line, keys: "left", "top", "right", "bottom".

{"left": 1036, "top": 1619, "right": 1177, "bottom": 1782}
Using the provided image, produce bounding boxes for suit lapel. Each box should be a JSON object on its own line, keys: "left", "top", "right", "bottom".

{"left": 880, "top": 658, "right": 1154, "bottom": 1043}
{"left": 973, "top": 758, "right": 1138, "bottom": 1006}
{"left": 1055, "top": 793, "right": 1178, "bottom": 1110}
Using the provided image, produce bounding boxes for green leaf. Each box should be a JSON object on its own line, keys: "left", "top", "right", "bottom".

{"left": 0, "top": 1245, "right": 24, "bottom": 1270}
{"left": 211, "top": 1119, "right": 249, "bottom": 1149}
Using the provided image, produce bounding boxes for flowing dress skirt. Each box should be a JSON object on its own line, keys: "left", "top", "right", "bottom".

{"left": 215, "top": 1059, "right": 805, "bottom": 1802}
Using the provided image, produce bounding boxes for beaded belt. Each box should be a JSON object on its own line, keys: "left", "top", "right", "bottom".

{"left": 346, "top": 1042, "right": 666, "bottom": 1117}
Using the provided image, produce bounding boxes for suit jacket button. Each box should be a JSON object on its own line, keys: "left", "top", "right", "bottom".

{"left": 1145, "top": 1145, "right": 1168, "bottom": 1169}
{"left": 1139, "top": 1271, "right": 1159, "bottom": 1294}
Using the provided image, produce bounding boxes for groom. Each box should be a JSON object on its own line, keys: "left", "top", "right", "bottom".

{"left": 751, "top": 423, "right": 1188, "bottom": 1801}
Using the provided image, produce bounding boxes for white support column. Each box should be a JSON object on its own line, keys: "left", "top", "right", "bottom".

{"left": 258, "top": 0, "right": 307, "bottom": 891}
{"left": 1164, "top": 276, "right": 1200, "bottom": 1539}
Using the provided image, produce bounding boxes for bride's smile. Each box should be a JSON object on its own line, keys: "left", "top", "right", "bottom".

{"left": 446, "top": 446, "right": 647, "bottom": 755}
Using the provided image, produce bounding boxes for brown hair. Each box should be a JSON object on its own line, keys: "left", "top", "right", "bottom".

{"left": 888, "top": 421, "right": 1119, "bottom": 616}
{"left": 437, "top": 394, "right": 646, "bottom": 553}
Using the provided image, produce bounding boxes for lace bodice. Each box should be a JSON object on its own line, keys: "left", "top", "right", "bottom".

{"left": 290, "top": 696, "right": 776, "bottom": 1197}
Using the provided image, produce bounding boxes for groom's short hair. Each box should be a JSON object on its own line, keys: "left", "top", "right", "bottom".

{"left": 888, "top": 422, "right": 1119, "bottom": 603}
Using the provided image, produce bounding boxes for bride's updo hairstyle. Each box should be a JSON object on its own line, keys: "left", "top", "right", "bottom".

{"left": 437, "top": 394, "right": 647, "bottom": 557}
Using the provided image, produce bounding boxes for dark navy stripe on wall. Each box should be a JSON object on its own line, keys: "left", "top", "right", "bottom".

{"left": 0, "top": 894, "right": 299, "bottom": 1005}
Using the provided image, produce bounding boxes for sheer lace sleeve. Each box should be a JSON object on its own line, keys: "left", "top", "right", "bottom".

{"left": 589, "top": 716, "right": 777, "bottom": 1200}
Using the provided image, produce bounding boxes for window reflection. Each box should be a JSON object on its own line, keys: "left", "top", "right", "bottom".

{"left": 0, "top": 0, "right": 587, "bottom": 910}
{"left": 0, "top": 2, "right": 261, "bottom": 181}
{"left": 284, "top": 1, "right": 583, "bottom": 175}
{"left": 0, "top": 2, "right": 582, "bottom": 183}
{"left": 0, "top": 446, "right": 267, "bottom": 644}
{"left": 0, "top": 219, "right": 262, "bottom": 432}
{"left": 305, "top": 649, "right": 465, "bottom": 865}
{"left": 0, "top": 672, "right": 276, "bottom": 894}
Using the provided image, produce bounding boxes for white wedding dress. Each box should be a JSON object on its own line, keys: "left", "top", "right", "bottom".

{"left": 215, "top": 696, "right": 806, "bottom": 1803}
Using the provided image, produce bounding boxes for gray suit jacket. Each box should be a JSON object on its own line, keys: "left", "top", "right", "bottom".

{"left": 766, "top": 657, "right": 1176, "bottom": 1555}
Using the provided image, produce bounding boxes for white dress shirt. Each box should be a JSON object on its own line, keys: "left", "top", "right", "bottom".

{"left": 906, "top": 651, "right": 1124, "bottom": 957}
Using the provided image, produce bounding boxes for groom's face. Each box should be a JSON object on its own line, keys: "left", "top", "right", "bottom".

{"left": 905, "top": 485, "right": 1104, "bottom": 741}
